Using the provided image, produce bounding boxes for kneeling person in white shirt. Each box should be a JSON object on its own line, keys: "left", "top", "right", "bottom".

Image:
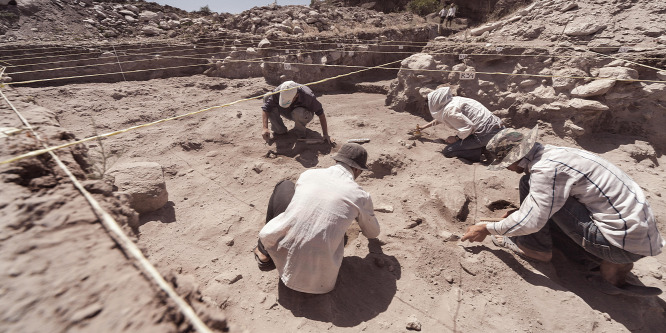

{"left": 253, "top": 143, "right": 381, "bottom": 294}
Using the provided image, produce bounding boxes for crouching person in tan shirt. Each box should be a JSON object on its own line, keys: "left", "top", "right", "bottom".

{"left": 253, "top": 143, "right": 380, "bottom": 294}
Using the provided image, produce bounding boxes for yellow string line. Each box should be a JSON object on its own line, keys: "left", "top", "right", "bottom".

{"left": 0, "top": 58, "right": 405, "bottom": 165}
{"left": 6, "top": 40, "right": 662, "bottom": 80}
{"left": 3, "top": 43, "right": 237, "bottom": 68}
{"left": 6, "top": 40, "right": 663, "bottom": 79}
{"left": 0, "top": 88, "right": 213, "bottom": 333}
{"left": 5, "top": 49, "right": 665, "bottom": 87}
{"left": 583, "top": 49, "right": 665, "bottom": 72}
{"left": 0, "top": 37, "right": 254, "bottom": 61}
{"left": 4, "top": 63, "right": 208, "bottom": 86}
{"left": 6, "top": 34, "right": 665, "bottom": 69}
{"left": 8, "top": 50, "right": 226, "bottom": 75}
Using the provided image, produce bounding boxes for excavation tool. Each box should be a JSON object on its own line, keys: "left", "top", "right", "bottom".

{"left": 297, "top": 138, "right": 324, "bottom": 144}
{"left": 347, "top": 138, "right": 370, "bottom": 143}
{"left": 479, "top": 217, "right": 503, "bottom": 222}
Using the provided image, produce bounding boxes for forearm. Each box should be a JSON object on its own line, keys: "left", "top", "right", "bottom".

{"left": 318, "top": 113, "right": 329, "bottom": 136}
{"left": 262, "top": 111, "right": 269, "bottom": 130}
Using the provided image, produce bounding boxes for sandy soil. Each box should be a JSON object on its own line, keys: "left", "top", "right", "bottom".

{"left": 2, "top": 74, "right": 664, "bottom": 332}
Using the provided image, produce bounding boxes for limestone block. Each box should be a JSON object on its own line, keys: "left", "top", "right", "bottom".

{"left": 564, "top": 21, "right": 605, "bottom": 36}
{"left": 569, "top": 98, "right": 609, "bottom": 111}
{"left": 113, "top": 162, "right": 168, "bottom": 214}
{"left": 571, "top": 79, "right": 616, "bottom": 97}
{"left": 598, "top": 67, "right": 639, "bottom": 80}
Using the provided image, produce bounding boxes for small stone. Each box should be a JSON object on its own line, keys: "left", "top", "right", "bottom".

{"left": 445, "top": 275, "right": 454, "bottom": 284}
{"left": 602, "top": 312, "right": 611, "bottom": 321}
{"left": 214, "top": 272, "right": 243, "bottom": 284}
{"left": 405, "top": 217, "right": 423, "bottom": 229}
{"left": 252, "top": 162, "right": 266, "bottom": 174}
{"left": 236, "top": 111, "right": 242, "bottom": 118}
{"left": 70, "top": 303, "right": 103, "bottom": 323}
{"left": 651, "top": 270, "right": 663, "bottom": 280}
{"left": 223, "top": 236, "right": 234, "bottom": 246}
{"left": 406, "top": 315, "right": 422, "bottom": 331}
{"left": 262, "top": 293, "right": 278, "bottom": 310}
{"left": 440, "top": 230, "right": 460, "bottom": 242}
{"left": 374, "top": 205, "right": 393, "bottom": 213}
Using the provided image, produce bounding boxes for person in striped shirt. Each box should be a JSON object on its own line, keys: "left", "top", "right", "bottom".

{"left": 461, "top": 126, "right": 665, "bottom": 295}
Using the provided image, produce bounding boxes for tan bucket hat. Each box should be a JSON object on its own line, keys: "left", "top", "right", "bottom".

{"left": 486, "top": 125, "right": 539, "bottom": 171}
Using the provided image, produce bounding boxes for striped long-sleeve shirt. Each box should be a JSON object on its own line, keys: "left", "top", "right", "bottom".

{"left": 486, "top": 144, "right": 665, "bottom": 257}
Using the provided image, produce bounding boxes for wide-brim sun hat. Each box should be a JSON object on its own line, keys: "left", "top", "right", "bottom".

{"left": 486, "top": 125, "right": 539, "bottom": 171}
{"left": 332, "top": 143, "right": 369, "bottom": 171}
{"left": 278, "top": 81, "right": 300, "bottom": 108}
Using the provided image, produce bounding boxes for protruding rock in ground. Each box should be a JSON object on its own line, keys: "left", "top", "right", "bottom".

{"left": 568, "top": 98, "right": 610, "bottom": 111}
{"left": 571, "top": 79, "right": 616, "bottom": 97}
{"left": 597, "top": 67, "right": 639, "bottom": 80}
{"left": 564, "top": 21, "right": 605, "bottom": 36}
{"left": 560, "top": 2, "right": 578, "bottom": 12}
{"left": 406, "top": 314, "right": 422, "bottom": 331}
{"left": 111, "top": 162, "right": 169, "bottom": 214}
{"left": 587, "top": 39, "right": 621, "bottom": 53}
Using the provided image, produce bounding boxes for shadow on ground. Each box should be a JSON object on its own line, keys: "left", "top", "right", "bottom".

{"left": 277, "top": 239, "right": 400, "bottom": 327}
{"left": 468, "top": 230, "right": 666, "bottom": 332}
{"left": 268, "top": 129, "right": 333, "bottom": 168}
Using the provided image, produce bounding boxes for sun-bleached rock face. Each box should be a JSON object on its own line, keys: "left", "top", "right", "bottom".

{"left": 112, "top": 162, "right": 168, "bottom": 214}
{"left": 571, "top": 79, "right": 616, "bottom": 97}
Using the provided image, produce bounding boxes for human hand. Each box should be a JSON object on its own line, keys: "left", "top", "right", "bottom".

{"left": 445, "top": 135, "right": 458, "bottom": 144}
{"left": 262, "top": 128, "right": 271, "bottom": 142}
{"left": 461, "top": 224, "right": 490, "bottom": 243}
{"left": 324, "top": 135, "right": 335, "bottom": 146}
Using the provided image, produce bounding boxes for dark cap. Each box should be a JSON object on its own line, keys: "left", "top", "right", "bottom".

{"left": 332, "top": 143, "right": 369, "bottom": 171}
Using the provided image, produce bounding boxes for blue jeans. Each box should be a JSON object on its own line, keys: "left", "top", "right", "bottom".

{"left": 443, "top": 125, "right": 503, "bottom": 162}
{"left": 511, "top": 175, "right": 644, "bottom": 264}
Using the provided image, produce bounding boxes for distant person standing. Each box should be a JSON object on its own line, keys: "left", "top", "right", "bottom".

{"left": 445, "top": 4, "right": 457, "bottom": 28}
{"left": 438, "top": 6, "right": 447, "bottom": 27}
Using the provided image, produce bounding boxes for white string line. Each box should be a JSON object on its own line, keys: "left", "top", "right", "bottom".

{"left": 0, "top": 57, "right": 406, "bottom": 165}
{"left": 6, "top": 41, "right": 663, "bottom": 81}
{"left": 5, "top": 34, "right": 665, "bottom": 70}
{"left": 112, "top": 45, "right": 127, "bottom": 82}
{"left": 0, "top": 88, "right": 214, "bottom": 333}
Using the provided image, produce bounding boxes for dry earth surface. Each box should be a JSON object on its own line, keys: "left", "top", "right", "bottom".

{"left": 2, "top": 74, "right": 666, "bottom": 332}
{"left": 2, "top": 0, "right": 666, "bottom": 332}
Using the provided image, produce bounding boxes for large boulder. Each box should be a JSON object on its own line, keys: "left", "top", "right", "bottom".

{"left": 597, "top": 67, "right": 639, "bottom": 80}
{"left": 141, "top": 25, "right": 163, "bottom": 36}
{"left": 568, "top": 98, "right": 609, "bottom": 111}
{"left": 564, "top": 21, "right": 605, "bottom": 36}
{"left": 139, "top": 10, "right": 163, "bottom": 22}
{"left": 112, "top": 162, "right": 168, "bottom": 214}
{"left": 571, "top": 79, "right": 616, "bottom": 97}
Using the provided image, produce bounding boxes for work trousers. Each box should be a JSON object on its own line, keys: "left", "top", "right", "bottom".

{"left": 511, "top": 175, "right": 644, "bottom": 264}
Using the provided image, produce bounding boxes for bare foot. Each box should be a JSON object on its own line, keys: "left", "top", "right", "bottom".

{"left": 492, "top": 235, "right": 553, "bottom": 262}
